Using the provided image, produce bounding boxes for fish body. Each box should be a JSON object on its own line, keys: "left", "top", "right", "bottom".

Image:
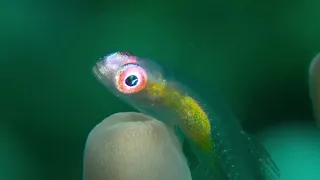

{"left": 93, "top": 51, "right": 279, "bottom": 180}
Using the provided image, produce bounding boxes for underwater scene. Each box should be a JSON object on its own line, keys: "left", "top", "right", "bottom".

{"left": 1, "top": 0, "right": 320, "bottom": 180}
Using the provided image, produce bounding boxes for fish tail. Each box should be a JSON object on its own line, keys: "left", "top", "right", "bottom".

{"left": 213, "top": 127, "right": 280, "bottom": 180}
{"left": 242, "top": 131, "right": 280, "bottom": 180}
{"left": 190, "top": 146, "right": 229, "bottom": 180}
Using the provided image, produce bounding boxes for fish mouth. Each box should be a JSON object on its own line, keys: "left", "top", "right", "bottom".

{"left": 92, "top": 62, "right": 116, "bottom": 90}
{"left": 93, "top": 62, "right": 108, "bottom": 81}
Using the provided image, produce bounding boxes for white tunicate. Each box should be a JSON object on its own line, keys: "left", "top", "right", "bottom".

{"left": 309, "top": 53, "right": 320, "bottom": 127}
{"left": 83, "top": 112, "right": 191, "bottom": 180}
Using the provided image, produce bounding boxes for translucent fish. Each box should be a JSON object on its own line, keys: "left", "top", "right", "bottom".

{"left": 93, "top": 51, "right": 280, "bottom": 180}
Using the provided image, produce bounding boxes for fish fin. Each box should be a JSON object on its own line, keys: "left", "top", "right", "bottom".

{"left": 209, "top": 115, "right": 280, "bottom": 180}
{"left": 243, "top": 132, "right": 280, "bottom": 180}
{"left": 191, "top": 160, "right": 212, "bottom": 180}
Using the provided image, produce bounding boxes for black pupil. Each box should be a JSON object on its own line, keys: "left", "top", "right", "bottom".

{"left": 125, "top": 75, "right": 138, "bottom": 87}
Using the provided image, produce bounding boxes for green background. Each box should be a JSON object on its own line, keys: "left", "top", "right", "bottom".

{"left": 1, "top": 0, "right": 320, "bottom": 179}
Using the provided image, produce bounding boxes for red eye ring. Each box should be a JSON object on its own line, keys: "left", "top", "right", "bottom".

{"left": 115, "top": 64, "right": 147, "bottom": 94}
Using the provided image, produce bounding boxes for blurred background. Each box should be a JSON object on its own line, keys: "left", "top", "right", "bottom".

{"left": 1, "top": 0, "right": 320, "bottom": 179}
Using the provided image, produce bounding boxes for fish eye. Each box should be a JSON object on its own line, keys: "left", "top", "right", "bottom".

{"left": 115, "top": 63, "right": 147, "bottom": 94}
{"left": 125, "top": 75, "right": 139, "bottom": 87}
